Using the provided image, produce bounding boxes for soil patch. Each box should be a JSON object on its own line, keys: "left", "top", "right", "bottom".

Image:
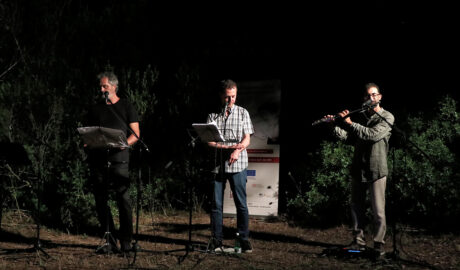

{"left": 1, "top": 211, "right": 459, "bottom": 269}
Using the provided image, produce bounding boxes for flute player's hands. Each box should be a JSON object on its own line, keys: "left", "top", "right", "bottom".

{"left": 322, "top": 115, "right": 336, "bottom": 123}
{"left": 338, "top": 110, "right": 352, "bottom": 125}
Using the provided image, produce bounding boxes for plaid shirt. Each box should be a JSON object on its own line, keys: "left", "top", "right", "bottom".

{"left": 207, "top": 105, "right": 254, "bottom": 173}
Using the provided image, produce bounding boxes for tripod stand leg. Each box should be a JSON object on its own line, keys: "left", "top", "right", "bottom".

{"left": 96, "top": 231, "right": 119, "bottom": 254}
{"left": 32, "top": 170, "right": 52, "bottom": 259}
{"left": 0, "top": 181, "right": 5, "bottom": 231}
{"left": 96, "top": 195, "right": 119, "bottom": 254}
{"left": 387, "top": 221, "right": 400, "bottom": 260}
{"left": 177, "top": 177, "right": 195, "bottom": 264}
{"left": 94, "top": 157, "right": 121, "bottom": 254}
{"left": 0, "top": 195, "right": 3, "bottom": 231}
{"left": 34, "top": 239, "right": 51, "bottom": 258}
{"left": 133, "top": 152, "right": 142, "bottom": 250}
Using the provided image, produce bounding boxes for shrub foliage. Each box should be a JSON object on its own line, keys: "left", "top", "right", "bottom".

{"left": 287, "top": 96, "right": 460, "bottom": 230}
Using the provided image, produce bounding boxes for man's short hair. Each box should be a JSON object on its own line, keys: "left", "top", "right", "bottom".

{"left": 98, "top": 71, "right": 119, "bottom": 91}
{"left": 365, "top": 82, "right": 381, "bottom": 94}
{"left": 220, "top": 79, "right": 237, "bottom": 93}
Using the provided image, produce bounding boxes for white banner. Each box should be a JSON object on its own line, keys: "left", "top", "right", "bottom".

{"left": 223, "top": 80, "right": 280, "bottom": 217}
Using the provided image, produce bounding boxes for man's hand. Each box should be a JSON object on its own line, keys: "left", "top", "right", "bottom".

{"left": 338, "top": 110, "right": 352, "bottom": 125}
{"left": 322, "top": 115, "right": 336, "bottom": 123}
{"left": 229, "top": 149, "right": 241, "bottom": 165}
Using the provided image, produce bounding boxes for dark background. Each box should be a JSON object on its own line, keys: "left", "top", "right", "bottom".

{"left": 7, "top": 2, "right": 460, "bottom": 129}
{"left": 1, "top": 0, "right": 460, "bottom": 229}
{"left": 133, "top": 2, "right": 460, "bottom": 157}
{"left": 3, "top": 1, "right": 460, "bottom": 181}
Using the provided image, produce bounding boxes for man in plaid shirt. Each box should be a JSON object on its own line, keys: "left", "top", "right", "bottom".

{"left": 206, "top": 79, "right": 254, "bottom": 253}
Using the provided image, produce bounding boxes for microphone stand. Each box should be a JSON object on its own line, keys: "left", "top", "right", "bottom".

{"left": 179, "top": 105, "right": 229, "bottom": 262}
{"left": 363, "top": 107, "right": 435, "bottom": 262}
{"left": 106, "top": 97, "right": 150, "bottom": 152}
{"left": 104, "top": 97, "right": 150, "bottom": 263}
{"left": 177, "top": 128, "right": 199, "bottom": 264}
{"left": 1, "top": 141, "right": 54, "bottom": 258}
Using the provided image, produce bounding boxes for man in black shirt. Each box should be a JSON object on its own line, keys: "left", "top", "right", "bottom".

{"left": 86, "top": 71, "right": 140, "bottom": 254}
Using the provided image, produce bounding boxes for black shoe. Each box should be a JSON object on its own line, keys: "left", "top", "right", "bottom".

{"left": 241, "top": 239, "right": 253, "bottom": 253}
{"left": 350, "top": 240, "right": 366, "bottom": 251}
{"left": 373, "top": 242, "right": 385, "bottom": 257}
{"left": 208, "top": 238, "right": 223, "bottom": 253}
{"left": 131, "top": 242, "right": 141, "bottom": 252}
{"left": 120, "top": 241, "right": 140, "bottom": 253}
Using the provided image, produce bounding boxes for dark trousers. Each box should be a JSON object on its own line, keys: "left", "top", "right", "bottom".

{"left": 90, "top": 163, "right": 133, "bottom": 246}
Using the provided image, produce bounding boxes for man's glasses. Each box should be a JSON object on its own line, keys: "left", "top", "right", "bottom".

{"left": 365, "top": 93, "right": 380, "bottom": 98}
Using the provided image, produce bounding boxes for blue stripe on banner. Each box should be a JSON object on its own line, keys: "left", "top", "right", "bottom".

{"left": 247, "top": 170, "right": 256, "bottom": 176}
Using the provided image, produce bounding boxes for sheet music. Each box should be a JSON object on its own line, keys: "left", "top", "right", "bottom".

{"left": 77, "top": 126, "right": 129, "bottom": 149}
{"left": 192, "top": 122, "right": 226, "bottom": 143}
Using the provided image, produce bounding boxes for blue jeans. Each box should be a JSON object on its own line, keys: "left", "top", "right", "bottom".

{"left": 211, "top": 169, "right": 249, "bottom": 241}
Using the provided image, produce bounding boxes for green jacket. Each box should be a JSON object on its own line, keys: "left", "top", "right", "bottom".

{"left": 334, "top": 108, "right": 395, "bottom": 182}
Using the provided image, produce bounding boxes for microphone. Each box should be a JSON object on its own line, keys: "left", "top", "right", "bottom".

{"left": 103, "top": 91, "right": 109, "bottom": 104}
{"left": 362, "top": 99, "right": 373, "bottom": 108}
{"left": 223, "top": 97, "right": 230, "bottom": 117}
{"left": 362, "top": 99, "right": 380, "bottom": 109}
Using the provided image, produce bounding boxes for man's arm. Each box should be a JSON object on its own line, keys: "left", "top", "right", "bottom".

{"left": 238, "top": 133, "right": 251, "bottom": 150}
{"left": 229, "top": 133, "right": 251, "bottom": 165}
{"left": 207, "top": 133, "right": 250, "bottom": 150}
{"left": 207, "top": 133, "right": 251, "bottom": 164}
{"left": 323, "top": 113, "right": 350, "bottom": 141}
{"left": 349, "top": 118, "right": 393, "bottom": 142}
{"left": 127, "top": 122, "right": 140, "bottom": 146}
{"left": 347, "top": 112, "right": 394, "bottom": 142}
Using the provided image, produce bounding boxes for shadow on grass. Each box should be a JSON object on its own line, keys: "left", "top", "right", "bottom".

{"left": 0, "top": 221, "right": 440, "bottom": 270}
{"left": 152, "top": 221, "right": 342, "bottom": 248}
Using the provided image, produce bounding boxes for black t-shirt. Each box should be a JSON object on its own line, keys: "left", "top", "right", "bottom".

{"left": 87, "top": 99, "right": 139, "bottom": 165}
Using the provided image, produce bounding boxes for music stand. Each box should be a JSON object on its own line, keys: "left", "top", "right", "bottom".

{"left": 192, "top": 123, "right": 226, "bottom": 143}
{"left": 77, "top": 126, "right": 129, "bottom": 254}
{"left": 77, "top": 126, "right": 129, "bottom": 149}
{"left": 158, "top": 124, "right": 225, "bottom": 262}
{"left": 0, "top": 142, "right": 52, "bottom": 257}
{"left": 0, "top": 143, "right": 31, "bottom": 230}
{"left": 191, "top": 123, "right": 239, "bottom": 255}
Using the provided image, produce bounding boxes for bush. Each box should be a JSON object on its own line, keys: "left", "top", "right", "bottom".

{"left": 388, "top": 96, "right": 460, "bottom": 230}
{"left": 287, "top": 96, "right": 460, "bottom": 231}
{"left": 287, "top": 140, "right": 353, "bottom": 226}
